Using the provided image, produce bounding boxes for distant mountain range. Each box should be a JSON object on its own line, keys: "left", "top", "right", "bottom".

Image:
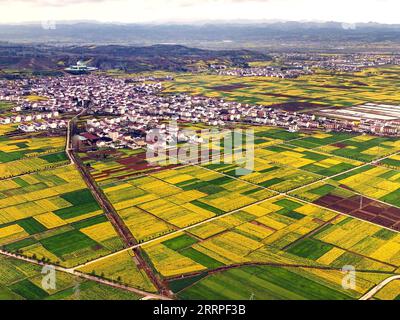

{"left": 0, "top": 43, "right": 271, "bottom": 74}
{"left": 1, "top": 21, "right": 400, "bottom": 46}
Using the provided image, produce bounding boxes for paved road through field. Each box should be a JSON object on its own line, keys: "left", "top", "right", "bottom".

{"left": 360, "top": 275, "right": 400, "bottom": 300}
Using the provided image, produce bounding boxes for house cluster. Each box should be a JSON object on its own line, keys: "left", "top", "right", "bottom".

{"left": 0, "top": 111, "right": 59, "bottom": 124}
{"left": 239, "top": 105, "right": 400, "bottom": 136}
{"left": 125, "top": 75, "right": 174, "bottom": 83}
{"left": 358, "top": 119, "right": 400, "bottom": 136}
{"left": 81, "top": 116, "right": 154, "bottom": 150}
{"left": 217, "top": 66, "right": 313, "bottom": 78}
{"left": 79, "top": 79, "right": 400, "bottom": 150}
{"left": 0, "top": 75, "right": 163, "bottom": 116}
{"left": 264, "top": 115, "right": 400, "bottom": 136}
{"left": 280, "top": 53, "right": 400, "bottom": 73}
{"left": 18, "top": 120, "right": 67, "bottom": 133}
{"left": 1, "top": 72, "right": 400, "bottom": 152}
{"left": 210, "top": 53, "right": 400, "bottom": 77}
{"left": 83, "top": 117, "right": 206, "bottom": 152}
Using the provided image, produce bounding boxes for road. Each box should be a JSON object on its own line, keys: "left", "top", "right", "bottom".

{"left": 65, "top": 109, "right": 85, "bottom": 165}
{"left": 70, "top": 149, "right": 171, "bottom": 296}
{"left": 65, "top": 110, "right": 172, "bottom": 298}
{"left": 0, "top": 109, "right": 172, "bottom": 300}
{"left": 0, "top": 110, "right": 172, "bottom": 299}
{"left": 359, "top": 275, "right": 400, "bottom": 300}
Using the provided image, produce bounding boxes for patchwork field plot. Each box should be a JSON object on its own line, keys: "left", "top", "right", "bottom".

{"left": 0, "top": 152, "right": 69, "bottom": 179}
{"left": 77, "top": 125, "right": 400, "bottom": 299}
{"left": 331, "top": 165, "right": 400, "bottom": 207}
{"left": 81, "top": 148, "right": 179, "bottom": 185}
{"left": 0, "top": 135, "right": 66, "bottom": 162}
{"left": 82, "top": 126, "right": 248, "bottom": 186}
{"left": 84, "top": 126, "right": 365, "bottom": 198}
{"left": 317, "top": 135, "right": 400, "bottom": 162}
{"left": 288, "top": 132, "right": 357, "bottom": 149}
{"left": 0, "top": 101, "right": 13, "bottom": 113}
{"left": 379, "top": 154, "right": 400, "bottom": 170}
{"left": 251, "top": 126, "right": 305, "bottom": 141}
{"left": 143, "top": 241, "right": 208, "bottom": 278}
{"left": 373, "top": 280, "right": 400, "bottom": 300}
{"left": 308, "top": 218, "right": 400, "bottom": 267}
{"left": 172, "top": 128, "right": 360, "bottom": 193}
{"left": 163, "top": 66, "right": 400, "bottom": 109}
{"left": 77, "top": 250, "right": 156, "bottom": 292}
{"left": 0, "top": 124, "right": 19, "bottom": 136}
{"left": 0, "top": 134, "right": 68, "bottom": 179}
{"left": 0, "top": 166, "right": 124, "bottom": 267}
{"left": 203, "top": 153, "right": 323, "bottom": 193}
{"left": 290, "top": 178, "right": 400, "bottom": 231}
{"left": 133, "top": 197, "right": 400, "bottom": 283}
{"left": 257, "top": 143, "right": 362, "bottom": 177}
{"left": 175, "top": 265, "right": 388, "bottom": 300}
{"left": 101, "top": 165, "right": 275, "bottom": 242}
{"left": 0, "top": 255, "right": 140, "bottom": 300}
{"left": 127, "top": 194, "right": 400, "bottom": 299}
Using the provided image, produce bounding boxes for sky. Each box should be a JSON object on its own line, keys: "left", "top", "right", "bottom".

{"left": 0, "top": 0, "right": 399, "bottom": 24}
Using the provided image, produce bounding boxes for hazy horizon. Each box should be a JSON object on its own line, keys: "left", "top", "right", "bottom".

{"left": 0, "top": 0, "right": 399, "bottom": 25}
{"left": 1, "top": 19, "right": 399, "bottom": 26}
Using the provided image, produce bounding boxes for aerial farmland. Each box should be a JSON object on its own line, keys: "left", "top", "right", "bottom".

{"left": 2, "top": 20, "right": 400, "bottom": 306}
{"left": 2, "top": 107, "right": 400, "bottom": 301}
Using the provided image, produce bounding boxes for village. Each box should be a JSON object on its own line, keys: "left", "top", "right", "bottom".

{"left": 209, "top": 53, "right": 400, "bottom": 77}
{"left": 0, "top": 73, "right": 400, "bottom": 151}
{"left": 280, "top": 53, "right": 400, "bottom": 72}
{"left": 215, "top": 65, "right": 313, "bottom": 78}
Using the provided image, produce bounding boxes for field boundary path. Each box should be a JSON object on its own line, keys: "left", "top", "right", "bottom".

{"left": 66, "top": 109, "right": 85, "bottom": 165}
